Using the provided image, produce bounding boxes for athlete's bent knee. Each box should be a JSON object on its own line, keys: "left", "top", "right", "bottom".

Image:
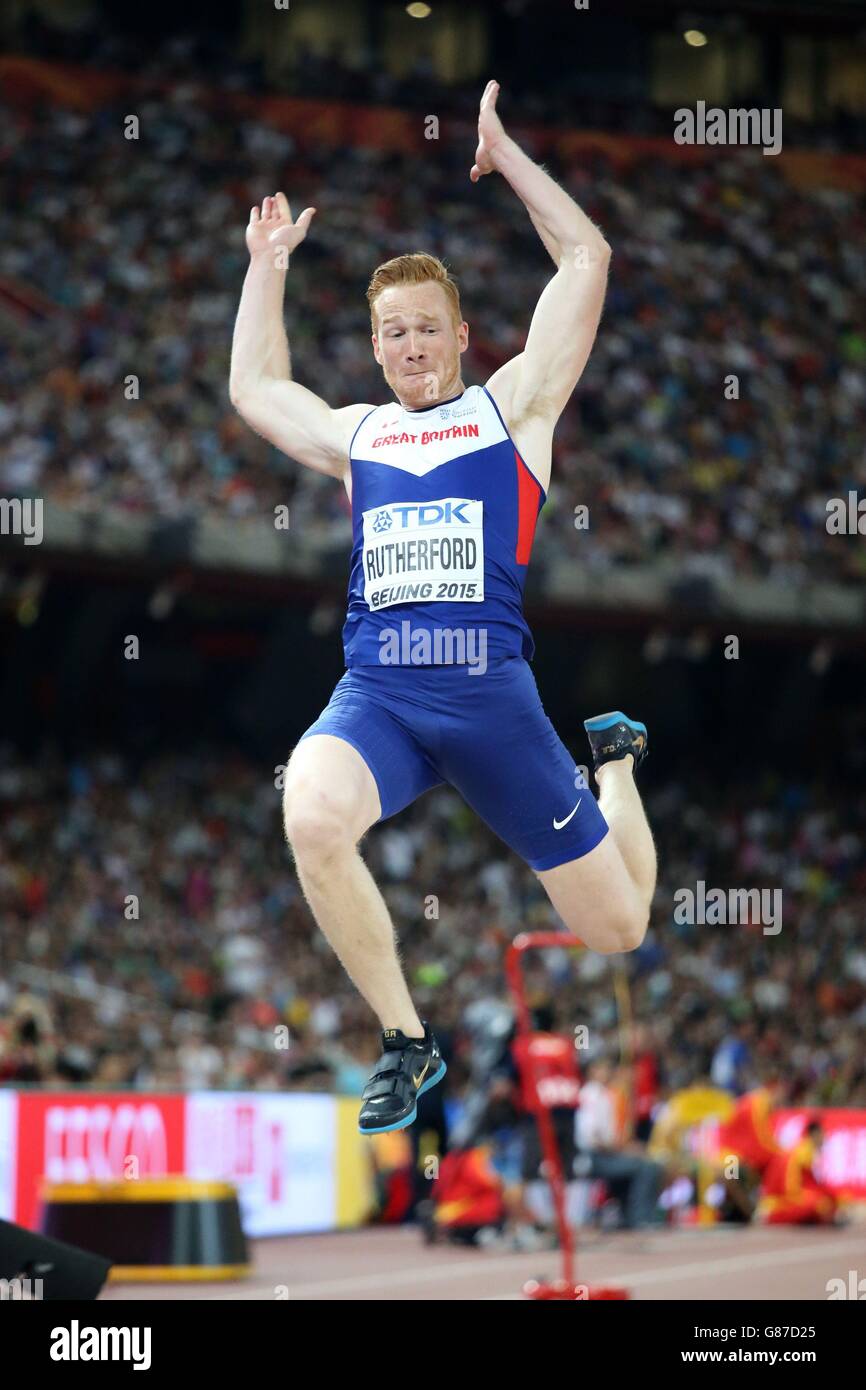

{"left": 283, "top": 787, "right": 358, "bottom": 863}
{"left": 612, "top": 902, "right": 649, "bottom": 954}
{"left": 581, "top": 901, "right": 648, "bottom": 955}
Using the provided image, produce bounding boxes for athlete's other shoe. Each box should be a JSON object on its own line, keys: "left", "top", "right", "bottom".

{"left": 584, "top": 711, "right": 648, "bottom": 775}
{"left": 358, "top": 1021, "right": 447, "bottom": 1135}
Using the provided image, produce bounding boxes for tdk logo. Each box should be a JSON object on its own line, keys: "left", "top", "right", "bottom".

{"left": 388, "top": 502, "right": 473, "bottom": 527}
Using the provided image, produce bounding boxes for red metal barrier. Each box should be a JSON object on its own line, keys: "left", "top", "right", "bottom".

{"left": 505, "top": 931, "right": 630, "bottom": 1302}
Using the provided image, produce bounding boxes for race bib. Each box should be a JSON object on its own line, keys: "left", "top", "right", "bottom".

{"left": 361, "top": 497, "right": 485, "bottom": 611}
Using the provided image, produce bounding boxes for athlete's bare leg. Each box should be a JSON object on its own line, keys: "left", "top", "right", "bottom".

{"left": 594, "top": 756, "right": 657, "bottom": 905}
{"left": 283, "top": 734, "right": 423, "bottom": 1037}
{"left": 536, "top": 756, "right": 656, "bottom": 955}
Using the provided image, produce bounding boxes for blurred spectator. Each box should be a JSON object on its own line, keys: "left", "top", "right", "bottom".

{"left": 710, "top": 1018, "right": 755, "bottom": 1095}
{"left": 575, "top": 1056, "right": 665, "bottom": 1229}
{"left": 758, "top": 1120, "right": 839, "bottom": 1226}
{"left": 629, "top": 1023, "right": 662, "bottom": 1141}
{"left": 0, "top": 60, "right": 864, "bottom": 598}
{"left": 0, "top": 745, "right": 865, "bottom": 1109}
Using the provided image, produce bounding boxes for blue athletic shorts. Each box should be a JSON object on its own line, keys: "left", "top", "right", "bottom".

{"left": 297, "top": 656, "right": 608, "bottom": 872}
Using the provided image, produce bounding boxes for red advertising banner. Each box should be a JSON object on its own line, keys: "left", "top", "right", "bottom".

{"left": 693, "top": 1107, "right": 866, "bottom": 1199}
{"left": 773, "top": 1108, "right": 866, "bottom": 1199}
{"left": 5, "top": 1089, "right": 864, "bottom": 1233}
{"left": 14, "top": 1092, "right": 185, "bottom": 1230}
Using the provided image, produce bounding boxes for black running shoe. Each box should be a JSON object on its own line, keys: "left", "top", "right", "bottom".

{"left": 358, "top": 1022, "right": 446, "bottom": 1135}
{"left": 584, "top": 711, "right": 649, "bottom": 774}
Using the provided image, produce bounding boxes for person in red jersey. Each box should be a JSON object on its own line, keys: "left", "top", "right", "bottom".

{"left": 427, "top": 1146, "right": 507, "bottom": 1245}
{"left": 511, "top": 1004, "right": 581, "bottom": 1182}
{"left": 713, "top": 1071, "right": 786, "bottom": 1220}
{"left": 496, "top": 1003, "right": 585, "bottom": 1237}
{"left": 630, "top": 1023, "right": 662, "bottom": 1143}
{"left": 759, "top": 1121, "right": 839, "bottom": 1226}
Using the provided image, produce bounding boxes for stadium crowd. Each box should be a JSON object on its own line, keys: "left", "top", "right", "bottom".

{"left": 7, "top": 16, "right": 866, "bottom": 148}
{"left": 2, "top": 12, "right": 863, "bottom": 1242}
{"left": 1, "top": 745, "right": 865, "bottom": 1122}
{"left": 2, "top": 56, "right": 865, "bottom": 592}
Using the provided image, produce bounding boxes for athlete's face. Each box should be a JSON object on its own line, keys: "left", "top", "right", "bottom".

{"left": 371, "top": 282, "right": 468, "bottom": 409}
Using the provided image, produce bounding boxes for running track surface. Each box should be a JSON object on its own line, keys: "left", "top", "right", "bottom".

{"left": 100, "top": 1223, "right": 863, "bottom": 1300}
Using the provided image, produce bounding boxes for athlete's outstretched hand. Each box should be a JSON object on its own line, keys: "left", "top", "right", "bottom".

{"left": 470, "top": 80, "right": 507, "bottom": 182}
{"left": 246, "top": 192, "right": 316, "bottom": 259}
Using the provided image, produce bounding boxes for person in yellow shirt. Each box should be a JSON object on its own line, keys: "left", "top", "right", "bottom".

{"left": 648, "top": 1082, "right": 735, "bottom": 1218}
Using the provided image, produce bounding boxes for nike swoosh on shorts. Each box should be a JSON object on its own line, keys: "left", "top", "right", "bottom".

{"left": 553, "top": 798, "right": 581, "bottom": 830}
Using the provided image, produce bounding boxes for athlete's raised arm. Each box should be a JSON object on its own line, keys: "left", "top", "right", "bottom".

{"left": 230, "top": 193, "right": 371, "bottom": 479}
{"left": 474, "top": 83, "right": 612, "bottom": 431}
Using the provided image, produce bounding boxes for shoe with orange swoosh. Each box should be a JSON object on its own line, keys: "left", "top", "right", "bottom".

{"left": 358, "top": 1021, "right": 447, "bottom": 1135}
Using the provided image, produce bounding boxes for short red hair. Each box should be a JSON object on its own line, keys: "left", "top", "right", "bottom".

{"left": 366, "top": 253, "right": 462, "bottom": 331}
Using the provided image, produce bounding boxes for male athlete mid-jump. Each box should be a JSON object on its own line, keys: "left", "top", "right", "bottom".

{"left": 230, "top": 82, "right": 657, "bottom": 1135}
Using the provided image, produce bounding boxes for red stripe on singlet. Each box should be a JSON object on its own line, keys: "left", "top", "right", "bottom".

{"left": 515, "top": 449, "right": 541, "bottom": 565}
